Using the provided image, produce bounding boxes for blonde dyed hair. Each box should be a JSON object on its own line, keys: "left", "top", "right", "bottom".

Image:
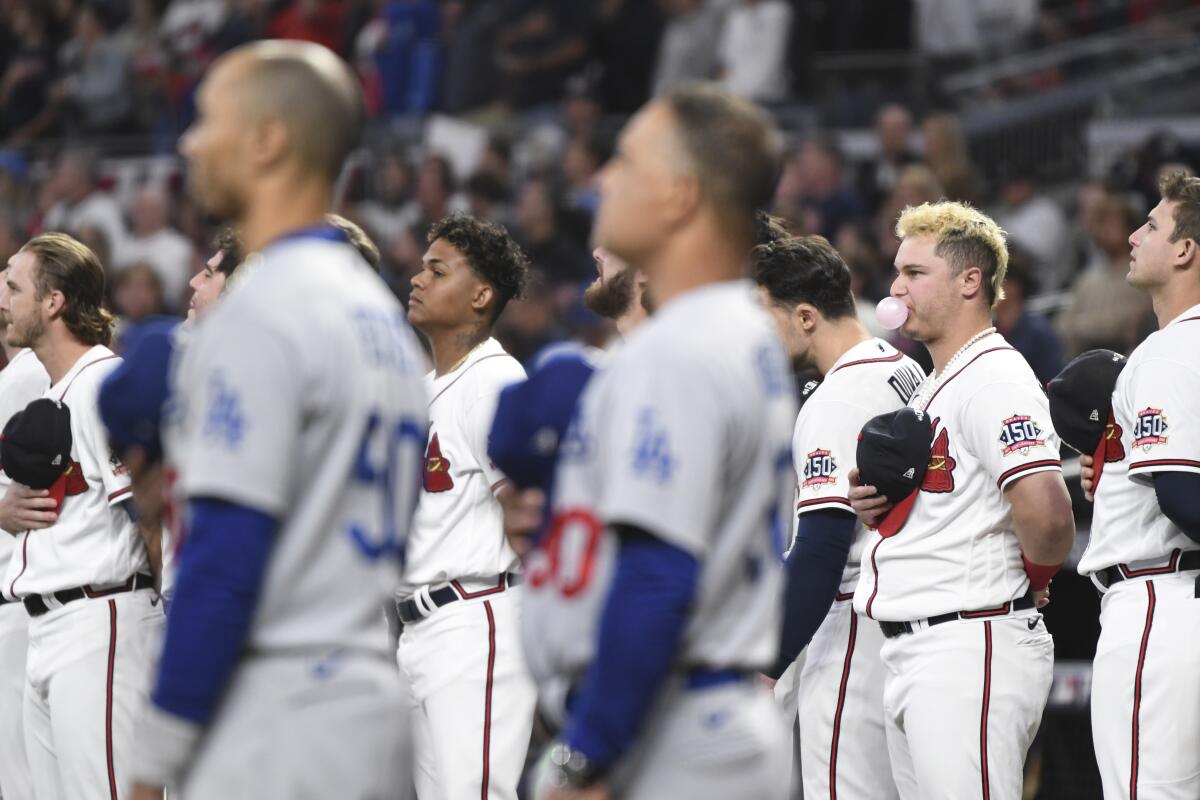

{"left": 895, "top": 201, "right": 1009, "bottom": 308}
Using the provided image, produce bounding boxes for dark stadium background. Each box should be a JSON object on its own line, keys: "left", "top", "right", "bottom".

{"left": 3, "top": 1, "right": 1199, "bottom": 796}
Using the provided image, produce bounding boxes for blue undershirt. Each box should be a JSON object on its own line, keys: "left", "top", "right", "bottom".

{"left": 767, "top": 508, "right": 857, "bottom": 680}
{"left": 1153, "top": 471, "right": 1200, "bottom": 544}
{"left": 564, "top": 525, "right": 698, "bottom": 771}
{"left": 151, "top": 498, "right": 277, "bottom": 725}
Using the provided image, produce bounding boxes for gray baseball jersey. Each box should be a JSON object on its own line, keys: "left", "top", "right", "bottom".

{"left": 521, "top": 280, "right": 797, "bottom": 721}
{"left": 167, "top": 235, "right": 428, "bottom": 654}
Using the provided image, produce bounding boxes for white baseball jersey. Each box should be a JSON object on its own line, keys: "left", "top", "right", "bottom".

{"left": 168, "top": 235, "right": 428, "bottom": 654}
{"left": 4, "top": 346, "right": 146, "bottom": 597}
{"left": 1077, "top": 303, "right": 1200, "bottom": 574}
{"left": 0, "top": 349, "right": 50, "bottom": 550}
{"left": 794, "top": 338, "right": 924, "bottom": 590}
{"left": 522, "top": 280, "right": 797, "bottom": 711}
{"left": 854, "top": 332, "right": 1063, "bottom": 621}
{"left": 401, "top": 337, "right": 524, "bottom": 592}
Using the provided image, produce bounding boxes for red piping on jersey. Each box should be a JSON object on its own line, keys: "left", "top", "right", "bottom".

{"left": 1129, "top": 458, "right": 1200, "bottom": 472}
{"left": 864, "top": 538, "right": 884, "bottom": 619}
{"left": 831, "top": 351, "right": 903, "bottom": 373}
{"left": 427, "top": 353, "right": 512, "bottom": 408}
{"left": 55, "top": 354, "right": 120, "bottom": 401}
{"left": 480, "top": 600, "right": 497, "bottom": 800}
{"left": 1119, "top": 549, "right": 1181, "bottom": 579}
{"left": 1130, "top": 582, "right": 1156, "bottom": 799}
{"left": 797, "top": 496, "right": 852, "bottom": 510}
{"left": 452, "top": 575, "right": 508, "bottom": 600}
{"left": 83, "top": 575, "right": 137, "bottom": 599}
{"left": 107, "top": 486, "right": 133, "bottom": 503}
{"left": 105, "top": 599, "right": 118, "bottom": 800}
{"left": 828, "top": 609, "right": 858, "bottom": 799}
{"left": 960, "top": 600, "right": 1013, "bottom": 619}
{"left": 8, "top": 534, "right": 28, "bottom": 599}
{"left": 834, "top": 591, "right": 854, "bottom": 601}
{"left": 920, "top": 347, "right": 1016, "bottom": 411}
{"left": 980, "top": 621, "right": 993, "bottom": 800}
{"left": 995, "top": 460, "right": 1062, "bottom": 490}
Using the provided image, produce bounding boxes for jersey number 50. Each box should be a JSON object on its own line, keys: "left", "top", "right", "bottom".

{"left": 527, "top": 508, "right": 605, "bottom": 598}
{"left": 347, "top": 412, "right": 426, "bottom": 563}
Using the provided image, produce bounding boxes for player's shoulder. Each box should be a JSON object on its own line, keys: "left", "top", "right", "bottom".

{"left": 1129, "top": 313, "right": 1200, "bottom": 372}
{"left": 624, "top": 280, "right": 774, "bottom": 368}
{"left": 956, "top": 335, "right": 1042, "bottom": 392}
{"left": 0, "top": 348, "right": 50, "bottom": 391}
{"left": 440, "top": 338, "right": 526, "bottom": 403}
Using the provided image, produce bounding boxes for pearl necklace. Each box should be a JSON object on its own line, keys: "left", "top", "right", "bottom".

{"left": 912, "top": 327, "right": 997, "bottom": 410}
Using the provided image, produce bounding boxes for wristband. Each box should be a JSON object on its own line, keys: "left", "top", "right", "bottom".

{"left": 1022, "top": 556, "right": 1061, "bottom": 592}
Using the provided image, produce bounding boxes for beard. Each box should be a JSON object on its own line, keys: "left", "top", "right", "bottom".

{"left": 6, "top": 313, "right": 43, "bottom": 349}
{"left": 583, "top": 265, "right": 637, "bottom": 320}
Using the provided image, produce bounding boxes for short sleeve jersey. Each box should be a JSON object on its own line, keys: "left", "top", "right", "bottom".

{"left": 1078, "top": 304, "right": 1200, "bottom": 574}
{"left": 521, "top": 281, "right": 797, "bottom": 713}
{"left": 167, "top": 233, "right": 428, "bottom": 654}
{"left": 854, "top": 332, "right": 1063, "bottom": 621}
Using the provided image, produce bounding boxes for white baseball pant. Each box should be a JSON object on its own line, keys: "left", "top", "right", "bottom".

{"left": 0, "top": 601, "right": 32, "bottom": 800}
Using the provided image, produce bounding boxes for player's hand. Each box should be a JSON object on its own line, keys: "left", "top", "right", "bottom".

{"left": 1079, "top": 454, "right": 1095, "bottom": 502}
{"left": 758, "top": 673, "right": 777, "bottom": 692}
{"left": 848, "top": 468, "right": 892, "bottom": 529}
{"left": 1034, "top": 587, "right": 1050, "bottom": 609}
{"left": 0, "top": 481, "right": 57, "bottom": 534}
{"left": 501, "top": 488, "right": 545, "bottom": 557}
{"left": 131, "top": 783, "right": 164, "bottom": 800}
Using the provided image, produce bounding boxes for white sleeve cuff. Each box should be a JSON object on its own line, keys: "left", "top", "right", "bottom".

{"left": 131, "top": 703, "right": 204, "bottom": 788}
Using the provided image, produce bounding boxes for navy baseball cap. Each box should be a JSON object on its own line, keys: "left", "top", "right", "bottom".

{"left": 1047, "top": 349, "right": 1127, "bottom": 490}
{"left": 98, "top": 317, "right": 180, "bottom": 464}
{"left": 856, "top": 407, "right": 933, "bottom": 537}
{"left": 1, "top": 398, "right": 73, "bottom": 491}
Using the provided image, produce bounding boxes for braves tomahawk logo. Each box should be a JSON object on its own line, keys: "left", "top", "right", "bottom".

{"left": 1102, "top": 411, "right": 1125, "bottom": 463}
{"left": 422, "top": 432, "right": 454, "bottom": 492}
{"left": 921, "top": 419, "right": 956, "bottom": 493}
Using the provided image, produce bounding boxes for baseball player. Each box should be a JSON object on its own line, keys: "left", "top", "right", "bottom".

{"left": 0, "top": 232, "right": 164, "bottom": 800}
{"left": 848, "top": 201, "right": 1075, "bottom": 800}
{"left": 128, "top": 41, "right": 426, "bottom": 800}
{"left": 523, "top": 84, "right": 794, "bottom": 800}
{"left": 400, "top": 212, "right": 536, "bottom": 800}
{"left": 1073, "top": 171, "right": 1200, "bottom": 798}
{"left": 0, "top": 259, "right": 50, "bottom": 800}
{"left": 754, "top": 234, "right": 923, "bottom": 800}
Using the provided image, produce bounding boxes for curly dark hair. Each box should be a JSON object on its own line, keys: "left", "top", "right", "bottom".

{"left": 427, "top": 213, "right": 529, "bottom": 321}
{"left": 211, "top": 226, "right": 244, "bottom": 276}
{"left": 752, "top": 234, "right": 857, "bottom": 320}
{"left": 755, "top": 211, "right": 791, "bottom": 246}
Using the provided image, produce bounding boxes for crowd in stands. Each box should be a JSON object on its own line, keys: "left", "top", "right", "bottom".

{"left": 0, "top": 0, "right": 1195, "bottom": 372}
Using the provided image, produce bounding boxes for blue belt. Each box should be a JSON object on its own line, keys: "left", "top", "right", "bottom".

{"left": 684, "top": 668, "right": 751, "bottom": 690}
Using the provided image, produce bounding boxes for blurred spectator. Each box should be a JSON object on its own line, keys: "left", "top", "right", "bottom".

{"left": 118, "top": 185, "right": 194, "bottom": 311}
{"left": 994, "top": 248, "right": 1064, "bottom": 386}
{"left": 383, "top": 221, "right": 427, "bottom": 301}
{"left": 1058, "top": 190, "right": 1153, "bottom": 357}
{"left": 561, "top": 130, "right": 608, "bottom": 217}
{"left": 858, "top": 103, "right": 921, "bottom": 214}
{"left": 464, "top": 171, "right": 514, "bottom": 227}
{"left": 0, "top": 150, "right": 32, "bottom": 222}
{"left": 561, "top": 73, "right": 603, "bottom": 139}
{"left": 355, "top": 0, "right": 439, "bottom": 117}
{"left": 516, "top": 178, "right": 587, "bottom": 285}
{"left": 269, "top": 0, "right": 346, "bottom": 54}
{"left": 209, "top": 0, "right": 270, "bottom": 54}
{"left": 592, "top": 0, "right": 663, "bottom": 113}
{"left": 652, "top": 0, "right": 722, "bottom": 96}
{"left": 55, "top": 3, "right": 134, "bottom": 134}
{"left": 1, "top": 4, "right": 57, "bottom": 145}
{"left": 835, "top": 223, "right": 893, "bottom": 329}
{"left": 0, "top": 220, "right": 24, "bottom": 266}
{"left": 74, "top": 223, "right": 112, "bottom": 271}
{"left": 776, "top": 135, "right": 866, "bottom": 240}
{"left": 160, "top": 0, "right": 226, "bottom": 75}
{"left": 356, "top": 150, "right": 414, "bottom": 250}
{"left": 409, "top": 153, "right": 464, "bottom": 231}
{"left": 496, "top": 0, "right": 596, "bottom": 110}
{"left": 494, "top": 271, "right": 562, "bottom": 363}
{"left": 115, "top": 0, "right": 170, "bottom": 135}
{"left": 717, "top": 0, "right": 792, "bottom": 103}
{"left": 42, "top": 149, "right": 127, "bottom": 262}
{"left": 477, "top": 136, "right": 514, "bottom": 187}
{"left": 992, "top": 170, "right": 1072, "bottom": 291}
{"left": 112, "top": 262, "right": 166, "bottom": 325}
{"left": 440, "top": 0, "right": 503, "bottom": 114}
{"left": 921, "top": 112, "right": 979, "bottom": 204}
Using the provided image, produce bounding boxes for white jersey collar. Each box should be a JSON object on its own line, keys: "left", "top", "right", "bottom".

{"left": 1166, "top": 302, "right": 1200, "bottom": 328}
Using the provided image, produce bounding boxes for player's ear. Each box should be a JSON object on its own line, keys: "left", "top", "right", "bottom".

{"left": 471, "top": 283, "right": 495, "bottom": 316}
{"left": 250, "top": 115, "right": 290, "bottom": 169}
{"left": 794, "top": 303, "right": 818, "bottom": 332}
{"left": 959, "top": 265, "right": 984, "bottom": 300}
{"left": 1175, "top": 236, "right": 1197, "bottom": 268}
{"left": 43, "top": 288, "right": 65, "bottom": 318}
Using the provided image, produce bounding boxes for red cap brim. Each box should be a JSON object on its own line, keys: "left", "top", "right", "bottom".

{"left": 877, "top": 490, "right": 918, "bottom": 538}
{"left": 1091, "top": 426, "right": 1108, "bottom": 493}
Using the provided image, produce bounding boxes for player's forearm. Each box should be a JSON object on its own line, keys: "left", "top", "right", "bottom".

{"left": 1009, "top": 474, "right": 1075, "bottom": 566}
{"left": 564, "top": 525, "right": 698, "bottom": 772}
{"left": 137, "top": 515, "right": 164, "bottom": 592}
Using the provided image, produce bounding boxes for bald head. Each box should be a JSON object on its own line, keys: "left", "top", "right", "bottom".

{"left": 220, "top": 41, "right": 363, "bottom": 180}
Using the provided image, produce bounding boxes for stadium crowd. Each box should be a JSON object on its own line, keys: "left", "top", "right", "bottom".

{"left": 0, "top": 0, "right": 1194, "bottom": 373}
